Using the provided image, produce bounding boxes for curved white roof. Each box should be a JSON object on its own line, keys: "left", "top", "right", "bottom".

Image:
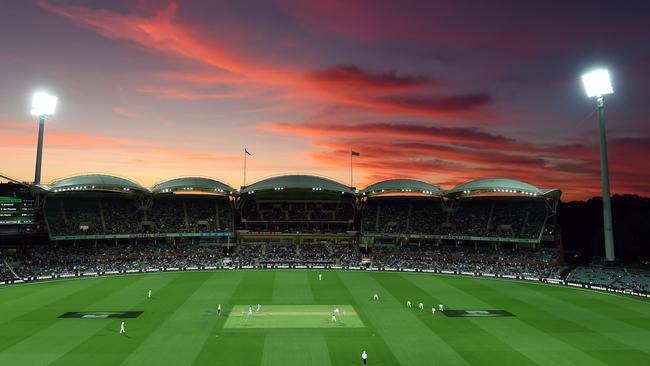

{"left": 151, "top": 177, "right": 235, "bottom": 195}
{"left": 48, "top": 174, "right": 147, "bottom": 193}
{"left": 240, "top": 174, "right": 354, "bottom": 194}
{"left": 361, "top": 179, "right": 443, "bottom": 196}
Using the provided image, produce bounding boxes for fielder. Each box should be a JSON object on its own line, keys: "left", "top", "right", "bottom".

{"left": 148, "top": 289, "right": 152, "bottom": 299}
{"left": 334, "top": 307, "right": 340, "bottom": 316}
{"left": 362, "top": 350, "right": 368, "bottom": 365}
{"left": 217, "top": 304, "right": 222, "bottom": 316}
{"left": 248, "top": 305, "right": 253, "bottom": 317}
{"left": 406, "top": 300, "right": 412, "bottom": 308}
{"left": 319, "top": 273, "right": 322, "bottom": 281}
{"left": 439, "top": 303, "right": 444, "bottom": 311}
{"left": 431, "top": 308, "right": 436, "bottom": 316}
{"left": 257, "top": 303, "right": 261, "bottom": 312}
{"left": 331, "top": 313, "right": 337, "bottom": 323}
{"left": 372, "top": 293, "right": 379, "bottom": 300}
{"left": 119, "top": 321, "right": 126, "bottom": 335}
{"left": 418, "top": 302, "right": 424, "bottom": 310}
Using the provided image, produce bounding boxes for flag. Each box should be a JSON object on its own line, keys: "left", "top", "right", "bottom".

{"left": 351, "top": 150, "right": 361, "bottom": 156}
{"left": 245, "top": 149, "right": 251, "bottom": 156}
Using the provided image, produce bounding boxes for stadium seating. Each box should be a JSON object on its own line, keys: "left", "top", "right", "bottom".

{"left": 361, "top": 197, "right": 546, "bottom": 240}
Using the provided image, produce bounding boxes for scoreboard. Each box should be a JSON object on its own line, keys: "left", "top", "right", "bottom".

{"left": 0, "top": 196, "right": 35, "bottom": 225}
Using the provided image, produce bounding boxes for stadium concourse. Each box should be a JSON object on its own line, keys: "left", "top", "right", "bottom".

{"left": 1, "top": 173, "right": 649, "bottom": 295}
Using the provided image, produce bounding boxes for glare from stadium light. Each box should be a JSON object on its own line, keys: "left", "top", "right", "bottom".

{"left": 582, "top": 69, "right": 613, "bottom": 98}
{"left": 31, "top": 91, "right": 58, "bottom": 117}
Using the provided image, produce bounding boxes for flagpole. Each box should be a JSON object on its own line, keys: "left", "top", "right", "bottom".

{"left": 350, "top": 149, "right": 353, "bottom": 187}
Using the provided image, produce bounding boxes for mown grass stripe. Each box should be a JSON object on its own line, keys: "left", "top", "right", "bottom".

{"left": 191, "top": 270, "right": 274, "bottom": 365}
{"left": 46, "top": 273, "right": 195, "bottom": 366}
{"left": 0, "top": 274, "right": 176, "bottom": 365}
{"left": 261, "top": 333, "right": 332, "bottom": 366}
{"left": 118, "top": 272, "right": 242, "bottom": 366}
{"left": 341, "top": 271, "right": 471, "bottom": 366}
{"left": 476, "top": 278, "right": 650, "bottom": 365}
{"left": 376, "top": 272, "right": 539, "bottom": 366}
{"left": 272, "top": 270, "right": 314, "bottom": 304}
{"left": 422, "top": 275, "right": 610, "bottom": 366}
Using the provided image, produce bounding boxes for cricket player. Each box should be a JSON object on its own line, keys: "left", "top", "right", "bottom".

{"left": 217, "top": 304, "right": 222, "bottom": 316}
{"left": 257, "top": 304, "right": 261, "bottom": 312}
{"left": 431, "top": 308, "right": 436, "bottom": 316}
{"left": 148, "top": 289, "right": 152, "bottom": 299}
{"left": 319, "top": 273, "right": 322, "bottom": 281}
{"left": 439, "top": 303, "right": 444, "bottom": 311}
{"left": 248, "top": 305, "right": 253, "bottom": 317}
{"left": 331, "top": 313, "right": 337, "bottom": 322}
{"left": 373, "top": 293, "right": 379, "bottom": 300}
{"left": 334, "top": 307, "right": 340, "bottom": 316}
{"left": 362, "top": 350, "right": 368, "bottom": 365}
{"left": 119, "top": 321, "right": 126, "bottom": 335}
{"left": 406, "top": 300, "right": 412, "bottom": 308}
{"left": 418, "top": 302, "right": 424, "bottom": 310}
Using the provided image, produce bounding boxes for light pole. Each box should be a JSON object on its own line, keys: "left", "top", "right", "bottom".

{"left": 30, "top": 91, "right": 58, "bottom": 184}
{"left": 581, "top": 69, "right": 615, "bottom": 261}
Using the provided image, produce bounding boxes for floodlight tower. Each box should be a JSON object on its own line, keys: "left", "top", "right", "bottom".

{"left": 581, "top": 69, "right": 615, "bottom": 261}
{"left": 30, "top": 91, "right": 58, "bottom": 184}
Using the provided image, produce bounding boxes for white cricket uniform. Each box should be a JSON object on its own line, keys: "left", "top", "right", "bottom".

{"left": 431, "top": 308, "right": 436, "bottom": 315}
{"left": 362, "top": 351, "right": 368, "bottom": 365}
{"left": 439, "top": 304, "right": 444, "bottom": 311}
{"left": 407, "top": 300, "right": 411, "bottom": 308}
{"left": 148, "top": 290, "right": 152, "bottom": 298}
{"left": 334, "top": 308, "right": 340, "bottom": 316}
{"left": 248, "top": 306, "right": 253, "bottom": 316}
{"left": 119, "top": 321, "right": 125, "bottom": 334}
{"left": 217, "top": 304, "right": 221, "bottom": 315}
{"left": 257, "top": 304, "right": 261, "bottom": 312}
{"left": 331, "top": 314, "right": 337, "bottom": 322}
{"left": 373, "top": 293, "right": 379, "bottom": 300}
{"left": 319, "top": 274, "right": 322, "bottom": 281}
{"left": 419, "top": 302, "right": 424, "bottom": 310}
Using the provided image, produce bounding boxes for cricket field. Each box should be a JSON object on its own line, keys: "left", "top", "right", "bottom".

{"left": 1, "top": 270, "right": 649, "bottom": 365}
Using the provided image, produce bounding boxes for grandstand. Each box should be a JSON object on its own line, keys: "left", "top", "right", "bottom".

{"left": 0, "top": 174, "right": 570, "bottom": 284}
{"left": 37, "top": 175, "right": 235, "bottom": 242}
{"left": 1, "top": 174, "right": 562, "bottom": 247}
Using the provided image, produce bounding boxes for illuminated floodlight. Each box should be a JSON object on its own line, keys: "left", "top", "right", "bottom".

{"left": 31, "top": 91, "right": 58, "bottom": 117}
{"left": 581, "top": 69, "right": 613, "bottom": 98}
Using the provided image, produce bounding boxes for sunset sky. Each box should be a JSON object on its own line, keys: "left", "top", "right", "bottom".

{"left": 1, "top": 0, "right": 649, "bottom": 200}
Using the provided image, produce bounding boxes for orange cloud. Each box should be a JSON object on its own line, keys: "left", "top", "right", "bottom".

{"left": 112, "top": 106, "right": 139, "bottom": 119}
{"left": 260, "top": 120, "right": 650, "bottom": 199}
{"left": 37, "top": 1, "right": 493, "bottom": 119}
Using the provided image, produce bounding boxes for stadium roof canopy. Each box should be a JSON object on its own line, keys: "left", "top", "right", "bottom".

{"left": 151, "top": 177, "right": 235, "bottom": 195}
{"left": 361, "top": 179, "right": 443, "bottom": 197}
{"left": 46, "top": 174, "right": 147, "bottom": 194}
{"left": 446, "top": 178, "right": 561, "bottom": 200}
{"left": 240, "top": 174, "right": 355, "bottom": 195}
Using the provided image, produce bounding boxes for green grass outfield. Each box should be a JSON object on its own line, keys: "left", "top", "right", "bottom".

{"left": 1, "top": 270, "right": 650, "bottom": 365}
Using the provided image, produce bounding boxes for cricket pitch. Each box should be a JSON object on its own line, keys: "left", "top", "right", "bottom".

{"left": 223, "top": 305, "right": 365, "bottom": 329}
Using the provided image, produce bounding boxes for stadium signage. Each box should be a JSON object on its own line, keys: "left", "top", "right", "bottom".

{"left": 50, "top": 232, "right": 235, "bottom": 241}
{"left": 368, "top": 233, "right": 539, "bottom": 244}
{"left": 4, "top": 267, "right": 649, "bottom": 299}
